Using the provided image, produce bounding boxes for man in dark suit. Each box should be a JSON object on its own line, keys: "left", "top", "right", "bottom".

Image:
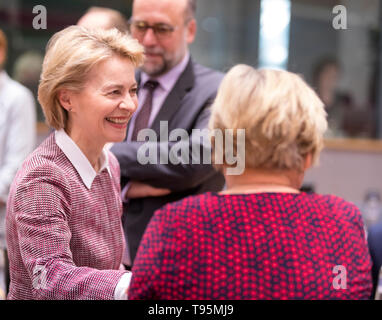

{"left": 111, "top": 0, "right": 225, "bottom": 265}
{"left": 368, "top": 223, "right": 382, "bottom": 298}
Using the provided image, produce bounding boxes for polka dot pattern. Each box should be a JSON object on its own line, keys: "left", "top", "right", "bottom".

{"left": 129, "top": 192, "right": 372, "bottom": 299}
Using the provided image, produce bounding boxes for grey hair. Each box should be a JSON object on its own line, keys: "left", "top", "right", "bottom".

{"left": 186, "top": 0, "right": 197, "bottom": 19}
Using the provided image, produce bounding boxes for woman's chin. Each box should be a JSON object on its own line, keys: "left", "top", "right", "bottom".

{"left": 109, "top": 134, "right": 126, "bottom": 143}
{"left": 100, "top": 131, "right": 126, "bottom": 145}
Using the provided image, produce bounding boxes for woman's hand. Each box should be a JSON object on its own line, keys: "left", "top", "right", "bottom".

{"left": 126, "top": 181, "right": 171, "bottom": 199}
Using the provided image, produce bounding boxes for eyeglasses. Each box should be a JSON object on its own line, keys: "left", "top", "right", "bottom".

{"left": 129, "top": 20, "right": 177, "bottom": 39}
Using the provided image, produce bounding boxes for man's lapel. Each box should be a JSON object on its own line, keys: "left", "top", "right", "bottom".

{"left": 150, "top": 58, "right": 195, "bottom": 135}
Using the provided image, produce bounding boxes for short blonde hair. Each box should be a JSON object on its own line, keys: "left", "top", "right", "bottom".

{"left": 209, "top": 65, "right": 327, "bottom": 172}
{"left": 38, "top": 26, "right": 144, "bottom": 130}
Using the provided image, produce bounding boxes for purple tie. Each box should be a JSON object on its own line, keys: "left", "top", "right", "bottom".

{"left": 131, "top": 80, "right": 159, "bottom": 141}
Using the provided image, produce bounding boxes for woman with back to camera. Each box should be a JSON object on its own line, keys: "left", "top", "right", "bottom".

{"left": 128, "top": 65, "right": 372, "bottom": 299}
{"left": 6, "top": 26, "right": 144, "bottom": 300}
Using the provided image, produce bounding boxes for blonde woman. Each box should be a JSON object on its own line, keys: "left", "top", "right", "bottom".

{"left": 129, "top": 65, "right": 372, "bottom": 299}
{"left": 6, "top": 26, "right": 144, "bottom": 300}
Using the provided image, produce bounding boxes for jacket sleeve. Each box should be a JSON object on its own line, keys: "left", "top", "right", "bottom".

{"left": 11, "top": 166, "right": 126, "bottom": 300}
{"left": 111, "top": 101, "right": 220, "bottom": 192}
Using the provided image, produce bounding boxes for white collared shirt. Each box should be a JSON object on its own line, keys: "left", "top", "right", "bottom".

{"left": 55, "top": 129, "right": 132, "bottom": 299}
{"left": 0, "top": 71, "right": 36, "bottom": 203}
{"left": 126, "top": 51, "right": 190, "bottom": 141}
{"left": 55, "top": 129, "right": 112, "bottom": 189}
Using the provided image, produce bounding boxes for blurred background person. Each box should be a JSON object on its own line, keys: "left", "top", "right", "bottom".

{"left": 77, "top": 6, "right": 128, "bottom": 32}
{"left": 111, "top": 0, "right": 225, "bottom": 268}
{"left": 128, "top": 65, "right": 372, "bottom": 300}
{"left": 12, "top": 51, "right": 44, "bottom": 122}
{"left": 6, "top": 26, "right": 143, "bottom": 300}
{"left": 312, "top": 57, "right": 350, "bottom": 138}
{"left": 0, "top": 29, "right": 36, "bottom": 254}
{"left": 313, "top": 57, "right": 373, "bottom": 138}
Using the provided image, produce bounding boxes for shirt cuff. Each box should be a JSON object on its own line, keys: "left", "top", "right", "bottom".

{"left": 121, "top": 182, "right": 131, "bottom": 203}
{"left": 114, "top": 272, "right": 132, "bottom": 300}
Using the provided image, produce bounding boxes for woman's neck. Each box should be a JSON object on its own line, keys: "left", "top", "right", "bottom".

{"left": 64, "top": 126, "right": 104, "bottom": 172}
{"left": 222, "top": 167, "right": 303, "bottom": 195}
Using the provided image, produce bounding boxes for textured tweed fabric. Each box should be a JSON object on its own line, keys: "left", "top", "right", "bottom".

{"left": 6, "top": 133, "right": 126, "bottom": 300}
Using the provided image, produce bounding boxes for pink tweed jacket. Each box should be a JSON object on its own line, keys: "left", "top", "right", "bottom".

{"left": 6, "top": 132, "right": 127, "bottom": 300}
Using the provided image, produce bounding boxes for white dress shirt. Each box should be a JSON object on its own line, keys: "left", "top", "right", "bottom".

{"left": 0, "top": 71, "right": 36, "bottom": 202}
{"left": 0, "top": 71, "right": 36, "bottom": 248}
{"left": 126, "top": 51, "right": 190, "bottom": 141}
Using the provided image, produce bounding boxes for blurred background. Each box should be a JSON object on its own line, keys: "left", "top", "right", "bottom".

{"left": 1, "top": 0, "right": 382, "bottom": 224}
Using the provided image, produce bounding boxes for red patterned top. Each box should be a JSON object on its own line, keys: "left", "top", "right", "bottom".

{"left": 129, "top": 192, "right": 372, "bottom": 299}
{"left": 6, "top": 132, "right": 127, "bottom": 300}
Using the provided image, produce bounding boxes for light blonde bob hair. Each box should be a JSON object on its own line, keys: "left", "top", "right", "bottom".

{"left": 38, "top": 26, "right": 144, "bottom": 130}
{"left": 209, "top": 65, "right": 327, "bottom": 172}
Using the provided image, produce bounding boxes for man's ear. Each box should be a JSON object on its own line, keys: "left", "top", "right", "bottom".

{"left": 186, "top": 18, "right": 197, "bottom": 44}
{"left": 57, "top": 89, "right": 75, "bottom": 112}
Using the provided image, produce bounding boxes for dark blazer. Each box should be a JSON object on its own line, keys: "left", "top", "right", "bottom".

{"left": 111, "top": 57, "right": 225, "bottom": 263}
{"left": 368, "top": 223, "right": 382, "bottom": 298}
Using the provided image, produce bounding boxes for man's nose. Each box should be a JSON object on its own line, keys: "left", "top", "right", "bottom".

{"left": 141, "top": 28, "right": 158, "bottom": 47}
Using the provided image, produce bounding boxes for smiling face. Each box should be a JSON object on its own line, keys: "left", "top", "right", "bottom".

{"left": 131, "top": 0, "right": 196, "bottom": 76}
{"left": 60, "top": 55, "right": 138, "bottom": 149}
